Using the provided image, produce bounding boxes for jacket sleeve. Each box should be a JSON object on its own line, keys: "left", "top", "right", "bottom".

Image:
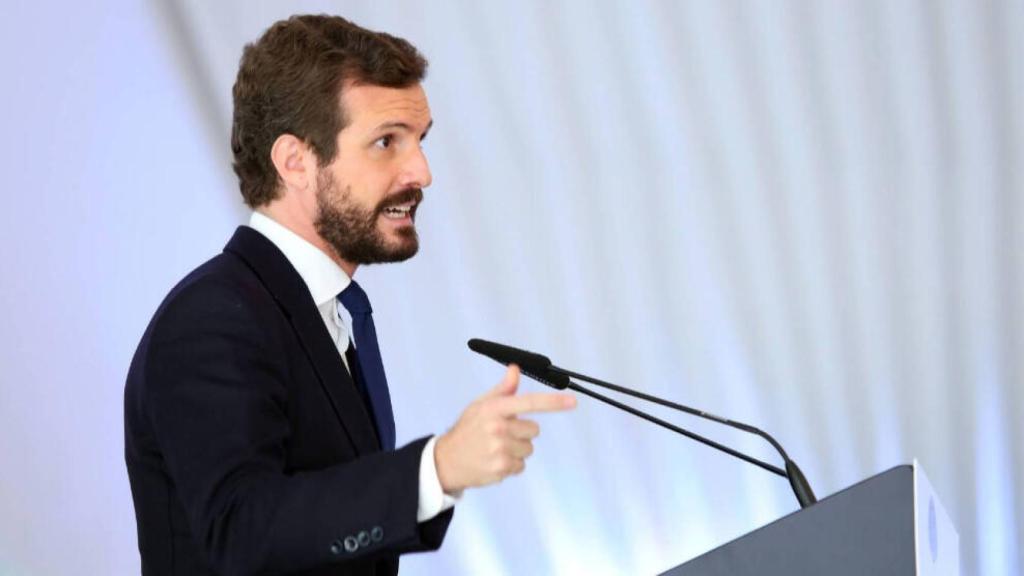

{"left": 142, "top": 277, "right": 452, "bottom": 575}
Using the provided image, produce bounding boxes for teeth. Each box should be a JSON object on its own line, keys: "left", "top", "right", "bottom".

{"left": 383, "top": 205, "right": 412, "bottom": 218}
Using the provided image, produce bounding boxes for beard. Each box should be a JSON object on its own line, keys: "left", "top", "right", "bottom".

{"left": 313, "top": 171, "right": 423, "bottom": 265}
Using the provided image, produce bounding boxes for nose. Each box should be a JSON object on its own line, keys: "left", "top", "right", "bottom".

{"left": 400, "top": 145, "right": 432, "bottom": 190}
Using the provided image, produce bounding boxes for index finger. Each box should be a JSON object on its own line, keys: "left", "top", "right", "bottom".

{"left": 491, "top": 392, "right": 577, "bottom": 416}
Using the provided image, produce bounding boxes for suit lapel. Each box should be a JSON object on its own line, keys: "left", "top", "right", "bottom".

{"left": 224, "top": 226, "right": 381, "bottom": 454}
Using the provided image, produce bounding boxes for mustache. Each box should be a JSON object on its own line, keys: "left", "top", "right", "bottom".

{"left": 376, "top": 188, "right": 424, "bottom": 213}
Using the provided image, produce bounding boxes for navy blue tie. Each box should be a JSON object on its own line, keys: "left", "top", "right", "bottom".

{"left": 338, "top": 281, "right": 396, "bottom": 451}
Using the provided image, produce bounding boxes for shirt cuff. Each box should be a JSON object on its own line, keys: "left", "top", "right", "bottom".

{"left": 417, "top": 435, "right": 461, "bottom": 522}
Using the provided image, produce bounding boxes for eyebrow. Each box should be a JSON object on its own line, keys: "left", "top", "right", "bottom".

{"left": 373, "top": 119, "right": 433, "bottom": 136}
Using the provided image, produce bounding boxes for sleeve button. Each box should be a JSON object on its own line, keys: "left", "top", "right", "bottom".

{"left": 329, "top": 539, "right": 343, "bottom": 555}
{"left": 358, "top": 530, "right": 371, "bottom": 547}
{"left": 344, "top": 535, "right": 359, "bottom": 553}
{"left": 371, "top": 526, "right": 384, "bottom": 542}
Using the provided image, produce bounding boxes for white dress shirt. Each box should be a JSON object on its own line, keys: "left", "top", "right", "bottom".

{"left": 249, "top": 211, "right": 457, "bottom": 522}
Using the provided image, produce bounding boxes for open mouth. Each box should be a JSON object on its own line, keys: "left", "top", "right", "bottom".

{"left": 382, "top": 202, "right": 416, "bottom": 220}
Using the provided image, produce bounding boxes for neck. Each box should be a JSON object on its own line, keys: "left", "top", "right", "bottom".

{"left": 256, "top": 206, "right": 359, "bottom": 278}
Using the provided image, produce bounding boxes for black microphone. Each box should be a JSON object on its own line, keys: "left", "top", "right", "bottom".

{"left": 467, "top": 338, "right": 570, "bottom": 390}
{"left": 467, "top": 338, "right": 818, "bottom": 509}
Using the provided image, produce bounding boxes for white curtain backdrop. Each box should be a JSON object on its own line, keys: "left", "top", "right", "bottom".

{"left": 0, "top": 1, "right": 1020, "bottom": 574}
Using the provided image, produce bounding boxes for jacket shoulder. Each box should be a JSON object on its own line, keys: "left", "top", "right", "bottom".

{"left": 154, "top": 253, "right": 267, "bottom": 333}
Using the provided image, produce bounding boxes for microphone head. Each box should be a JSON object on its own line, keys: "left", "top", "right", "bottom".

{"left": 467, "top": 338, "right": 570, "bottom": 389}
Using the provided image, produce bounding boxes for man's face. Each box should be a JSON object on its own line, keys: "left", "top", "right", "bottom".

{"left": 314, "top": 83, "right": 433, "bottom": 266}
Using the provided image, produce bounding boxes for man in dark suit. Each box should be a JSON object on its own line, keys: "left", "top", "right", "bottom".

{"left": 124, "top": 15, "right": 575, "bottom": 575}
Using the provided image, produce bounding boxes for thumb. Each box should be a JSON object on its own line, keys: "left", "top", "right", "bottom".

{"left": 483, "top": 364, "right": 520, "bottom": 399}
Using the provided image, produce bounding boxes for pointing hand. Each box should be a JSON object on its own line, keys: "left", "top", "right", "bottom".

{"left": 434, "top": 365, "right": 576, "bottom": 493}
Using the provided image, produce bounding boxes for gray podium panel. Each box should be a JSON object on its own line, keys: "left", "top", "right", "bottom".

{"left": 662, "top": 463, "right": 959, "bottom": 576}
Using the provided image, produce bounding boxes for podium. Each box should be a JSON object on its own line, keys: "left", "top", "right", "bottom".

{"left": 662, "top": 462, "right": 959, "bottom": 575}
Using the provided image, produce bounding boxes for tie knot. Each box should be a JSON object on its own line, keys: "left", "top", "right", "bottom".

{"left": 338, "top": 281, "right": 372, "bottom": 314}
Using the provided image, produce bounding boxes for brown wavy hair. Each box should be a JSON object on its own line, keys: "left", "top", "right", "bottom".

{"left": 230, "top": 15, "right": 428, "bottom": 207}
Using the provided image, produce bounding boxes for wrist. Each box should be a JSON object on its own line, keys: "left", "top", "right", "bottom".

{"left": 434, "top": 432, "right": 463, "bottom": 494}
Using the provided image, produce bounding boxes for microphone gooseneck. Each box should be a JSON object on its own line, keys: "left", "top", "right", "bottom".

{"left": 549, "top": 363, "right": 817, "bottom": 507}
{"left": 468, "top": 338, "right": 818, "bottom": 509}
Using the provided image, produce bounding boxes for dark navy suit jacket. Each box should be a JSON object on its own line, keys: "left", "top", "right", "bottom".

{"left": 125, "top": 227, "right": 452, "bottom": 575}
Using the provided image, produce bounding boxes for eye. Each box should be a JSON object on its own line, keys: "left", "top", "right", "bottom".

{"left": 373, "top": 135, "right": 393, "bottom": 150}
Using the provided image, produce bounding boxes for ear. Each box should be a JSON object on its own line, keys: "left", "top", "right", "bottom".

{"left": 269, "top": 133, "right": 315, "bottom": 195}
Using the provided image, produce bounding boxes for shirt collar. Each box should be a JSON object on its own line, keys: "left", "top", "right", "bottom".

{"left": 248, "top": 211, "right": 351, "bottom": 307}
